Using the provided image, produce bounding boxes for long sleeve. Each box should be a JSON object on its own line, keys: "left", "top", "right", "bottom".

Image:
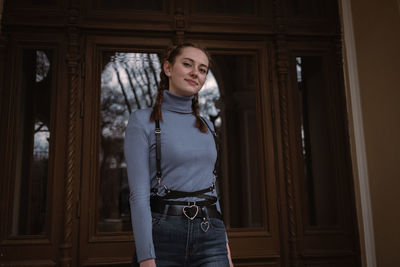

{"left": 124, "top": 111, "right": 155, "bottom": 262}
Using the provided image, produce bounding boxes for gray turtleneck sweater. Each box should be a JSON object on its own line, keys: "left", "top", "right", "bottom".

{"left": 124, "top": 90, "right": 220, "bottom": 262}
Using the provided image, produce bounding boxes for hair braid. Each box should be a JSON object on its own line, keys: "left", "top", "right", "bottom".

{"left": 192, "top": 94, "right": 208, "bottom": 133}
{"left": 150, "top": 63, "right": 169, "bottom": 122}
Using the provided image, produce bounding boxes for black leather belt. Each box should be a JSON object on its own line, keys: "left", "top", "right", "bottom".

{"left": 150, "top": 198, "right": 222, "bottom": 220}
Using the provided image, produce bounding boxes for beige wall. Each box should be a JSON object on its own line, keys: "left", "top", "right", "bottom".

{"left": 349, "top": 0, "right": 400, "bottom": 266}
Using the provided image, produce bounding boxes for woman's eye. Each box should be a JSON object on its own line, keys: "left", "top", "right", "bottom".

{"left": 199, "top": 69, "right": 207, "bottom": 74}
{"left": 183, "top": 62, "right": 191, "bottom": 67}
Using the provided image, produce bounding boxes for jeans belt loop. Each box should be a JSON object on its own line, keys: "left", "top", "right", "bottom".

{"left": 161, "top": 204, "right": 169, "bottom": 220}
{"left": 201, "top": 206, "right": 209, "bottom": 220}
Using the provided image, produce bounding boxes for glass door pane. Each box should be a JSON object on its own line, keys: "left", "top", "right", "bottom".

{"left": 11, "top": 49, "right": 54, "bottom": 236}
{"left": 98, "top": 52, "right": 162, "bottom": 233}
{"left": 210, "top": 54, "right": 263, "bottom": 228}
{"left": 295, "top": 56, "right": 338, "bottom": 227}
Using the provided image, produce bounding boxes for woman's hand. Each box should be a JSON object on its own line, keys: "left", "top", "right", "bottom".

{"left": 139, "top": 259, "right": 156, "bottom": 267}
{"left": 227, "top": 243, "right": 234, "bottom": 267}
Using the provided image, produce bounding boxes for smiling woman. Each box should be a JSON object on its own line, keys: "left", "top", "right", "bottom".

{"left": 125, "top": 43, "right": 232, "bottom": 267}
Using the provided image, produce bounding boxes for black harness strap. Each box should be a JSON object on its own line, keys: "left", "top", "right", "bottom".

{"left": 151, "top": 117, "right": 219, "bottom": 204}
{"left": 159, "top": 187, "right": 217, "bottom": 200}
{"left": 199, "top": 117, "right": 219, "bottom": 180}
{"left": 155, "top": 120, "right": 162, "bottom": 185}
{"left": 151, "top": 198, "right": 216, "bottom": 207}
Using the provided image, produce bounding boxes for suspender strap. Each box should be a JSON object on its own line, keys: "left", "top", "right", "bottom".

{"left": 155, "top": 120, "right": 162, "bottom": 183}
{"left": 199, "top": 117, "right": 219, "bottom": 178}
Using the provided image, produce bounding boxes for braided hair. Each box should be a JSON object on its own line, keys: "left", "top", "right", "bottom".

{"left": 150, "top": 43, "right": 211, "bottom": 133}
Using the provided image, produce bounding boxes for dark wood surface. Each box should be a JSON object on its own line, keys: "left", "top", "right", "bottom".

{"left": 0, "top": 0, "right": 360, "bottom": 266}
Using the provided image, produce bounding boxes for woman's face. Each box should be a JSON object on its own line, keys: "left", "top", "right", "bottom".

{"left": 163, "top": 47, "right": 209, "bottom": 97}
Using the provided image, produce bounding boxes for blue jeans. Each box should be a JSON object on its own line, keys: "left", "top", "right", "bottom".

{"left": 133, "top": 212, "right": 229, "bottom": 267}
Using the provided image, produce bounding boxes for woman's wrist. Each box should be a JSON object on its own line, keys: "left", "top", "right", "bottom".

{"left": 139, "top": 258, "right": 156, "bottom": 267}
{"left": 227, "top": 243, "right": 234, "bottom": 267}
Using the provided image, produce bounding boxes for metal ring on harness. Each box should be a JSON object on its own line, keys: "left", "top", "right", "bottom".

{"left": 156, "top": 184, "right": 171, "bottom": 197}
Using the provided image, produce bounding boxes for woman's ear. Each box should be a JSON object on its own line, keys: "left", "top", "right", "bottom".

{"left": 163, "top": 61, "right": 172, "bottom": 77}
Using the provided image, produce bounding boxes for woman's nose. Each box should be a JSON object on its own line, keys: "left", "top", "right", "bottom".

{"left": 190, "top": 68, "right": 198, "bottom": 77}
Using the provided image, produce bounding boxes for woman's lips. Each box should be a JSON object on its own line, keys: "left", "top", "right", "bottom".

{"left": 185, "top": 79, "right": 198, "bottom": 86}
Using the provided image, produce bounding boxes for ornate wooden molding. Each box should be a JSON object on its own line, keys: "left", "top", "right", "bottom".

{"left": 173, "top": 0, "right": 188, "bottom": 45}
{"left": 2, "top": 260, "right": 57, "bottom": 267}
{"left": 173, "top": 1, "right": 186, "bottom": 45}
{"left": 275, "top": 33, "right": 299, "bottom": 267}
{"left": 0, "top": 0, "right": 5, "bottom": 110}
{"left": 60, "top": 6, "right": 80, "bottom": 267}
{"left": 0, "top": 0, "right": 4, "bottom": 34}
{"left": 273, "top": 1, "right": 298, "bottom": 266}
{"left": 0, "top": 34, "right": 6, "bottom": 111}
{"left": 273, "top": 0, "right": 286, "bottom": 34}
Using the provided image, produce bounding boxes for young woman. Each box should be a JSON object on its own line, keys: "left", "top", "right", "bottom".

{"left": 124, "top": 43, "right": 233, "bottom": 267}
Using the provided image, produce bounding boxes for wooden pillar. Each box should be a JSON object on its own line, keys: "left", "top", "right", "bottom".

{"left": 60, "top": 4, "right": 81, "bottom": 267}
{"left": 0, "top": 0, "right": 6, "bottom": 122}
{"left": 173, "top": 0, "right": 186, "bottom": 45}
{"left": 274, "top": 0, "right": 299, "bottom": 266}
{"left": 0, "top": 0, "right": 4, "bottom": 33}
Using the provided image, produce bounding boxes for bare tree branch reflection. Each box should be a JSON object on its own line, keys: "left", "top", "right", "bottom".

{"left": 112, "top": 65, "right": 133, "bottom": 113}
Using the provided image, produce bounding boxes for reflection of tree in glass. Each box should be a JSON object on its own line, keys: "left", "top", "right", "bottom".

{"left": 33, "top": 121, "right": 50, "bottom": 160}
{"left": 33, "top": 51, "right": 51, "bottom": 158}
{"left": 101, "top": 53, "right": 161, "bottom": 141}
{"left": 36, "top": 51, "right": 50, "bottom": 82}
{"left": 199, "top": 72, "right": 221, "bottom": 128}
{"left": 33, "top": 50, "right": 51, "bottom": 161}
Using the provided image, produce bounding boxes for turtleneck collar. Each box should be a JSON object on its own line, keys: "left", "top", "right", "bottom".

{"left": 162, "top": 90, "right": 194, "bottom": 114}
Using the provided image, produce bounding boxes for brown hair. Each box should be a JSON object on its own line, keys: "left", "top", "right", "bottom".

{"left": 150, "top": 43, "right": 212, "bottom": 133}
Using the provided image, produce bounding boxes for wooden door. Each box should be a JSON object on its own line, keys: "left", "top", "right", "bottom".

{"left": 78, "top": 34, "right": 281, "bottom": 266}
{"left": 0, "top": 33, "right": 69, "bottom": 267}
{"left": 78, "top": 36, "right": 170, "bottom": 266}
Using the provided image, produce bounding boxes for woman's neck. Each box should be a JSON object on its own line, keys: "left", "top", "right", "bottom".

{"left": 161, "top": 90, "right": 194, "bottom": 114}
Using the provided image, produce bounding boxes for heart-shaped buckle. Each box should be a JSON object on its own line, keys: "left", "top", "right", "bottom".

{"left": 182, "top": 204, "right": 199, "bottom": 220}
{"left": 201, "top": 220, "right": 210, "bottom": 232}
